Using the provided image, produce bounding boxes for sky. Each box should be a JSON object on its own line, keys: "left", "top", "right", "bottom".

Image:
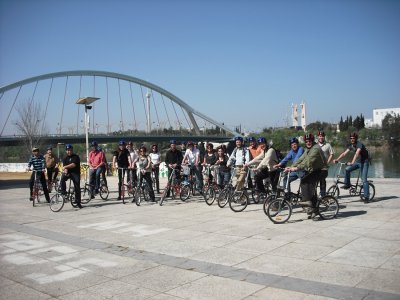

{"left": 0, "top": 0, "right": 399, "bottom": 133}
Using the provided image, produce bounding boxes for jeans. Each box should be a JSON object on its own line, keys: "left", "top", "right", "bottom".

{"left": 218, "top": 170, "right": 231, "bottom": 187}
{"left": 345, "top": 160, "right": 369, "bottom": 199}
{"left": 89, "top": 166, "right": 104, "bottom": 194}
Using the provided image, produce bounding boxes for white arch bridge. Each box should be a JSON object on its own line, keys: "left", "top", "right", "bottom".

{"left": 0, "top": 70, "right": 236, "bottom": 146}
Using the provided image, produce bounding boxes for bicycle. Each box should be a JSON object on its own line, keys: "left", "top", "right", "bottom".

{"left": 228, "top": 167, "right": 255, "bottom": 212}
{"left": 118, "top": 168, "right": 132, "bottom": 204}
{"left": 217, "top": 167, "right": 236, "bottom": 208}
{"left": 203, "top": 165, "right": 221, "bottom": 206}
{"left": 265, "top": 171, "right": 339, "bottom": 224}
{"left": 180, "top": 164, "right": 200, "bottom": 201}
{"left": 134, "top": 169, "right": 153, "bottom": 206}
{"left": 49, "top": 177, "right": 79, "bottom": 212}
{"left": 327, "top": 162, "right": 375, "bottom": 201}
{"left": 30, "top": 170, "right": 44, "bottom": 207}
{"left": 159, "top": 167, "right": 183, "bottom": 206}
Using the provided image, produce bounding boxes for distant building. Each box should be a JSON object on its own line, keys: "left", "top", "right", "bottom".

{"left": 365, "top": 107, "right": 400, "bottom": 128}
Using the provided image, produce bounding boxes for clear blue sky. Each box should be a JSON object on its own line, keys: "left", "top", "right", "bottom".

{"left": 1, "top": 0, "right": 399, "bottom": 133}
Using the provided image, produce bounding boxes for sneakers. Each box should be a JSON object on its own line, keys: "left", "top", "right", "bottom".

{"left": 341, "top": 185, "right": 350, "bottom": 189}
{"left": 77, "top": 203, "right": 83, "bottom": 209}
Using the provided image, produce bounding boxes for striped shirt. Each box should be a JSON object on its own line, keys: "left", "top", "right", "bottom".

{"left": 28, "top": 155, "right": 45, "bottom": 171}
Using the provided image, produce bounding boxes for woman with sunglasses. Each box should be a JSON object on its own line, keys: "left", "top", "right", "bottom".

{"left": 149, "top": 144, "right": 161, "bottom": 194}
{"left": 136, "top": 146, "right": 156, "bottom": 202}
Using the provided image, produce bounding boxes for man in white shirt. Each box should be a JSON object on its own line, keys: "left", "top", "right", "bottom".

{"left": 227, "top": 136, "right": 250, "bottom": 191}
{"left": 182, "top": 141, "right": 203, "bottom": 192}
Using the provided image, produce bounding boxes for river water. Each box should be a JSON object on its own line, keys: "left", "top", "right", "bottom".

{"left": 327, "top": 151, "right": 400, "bottom": 178}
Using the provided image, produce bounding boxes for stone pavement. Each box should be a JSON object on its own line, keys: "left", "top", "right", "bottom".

{"left": 0, "top": 176, "right": 399, "bottom": 300}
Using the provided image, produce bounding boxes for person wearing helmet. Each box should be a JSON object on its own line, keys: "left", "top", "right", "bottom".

{"left": 333, "top": 132, "right": 370, "bottom": 202}
{"left": 247, "top": 137, "right": 262, "bottom": 160}
{"left": 286, "top": 133, "right": 328, "bottom": 218}
{"left": 44, "top": 146, "right": 59, "bottom": 192}
{"left": 113, "top": 140, "right": 133, "bottom": 200}
{"left": 26, "top": 147, "right": 51, "bottom": 203}
{"left": 227, "top": 136, "right": 250, "bottom": 192}
{"left": 182, "top": 141, "right": 203, "bottom": 193}
{"left": 60, "top": 144, "right": 83, "bottom": 208}
{"left": 165, "top": 139, "right": 183, "bottom": 197}
{"left": 88, "top": 141, "right": 106, "bottom": 198}
{"left": 246, "top": 137, "right": 280, "bottom": 193}
{"left": 317, "top": 131, "right": 334, "bottom": 197}
{"left": 273, "top": 137, "right": 305, "bottom": 192}
{"left": 149, "top": 144, "right": 161, "bottom": 193}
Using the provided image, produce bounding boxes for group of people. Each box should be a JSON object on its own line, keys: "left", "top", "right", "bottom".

{"left": 27, "top": 131, "right": 370, "bottom": 213}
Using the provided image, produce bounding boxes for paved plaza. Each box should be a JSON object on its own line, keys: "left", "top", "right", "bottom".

{"left": 0, "top": 176, "right": 399, "bottom": 300}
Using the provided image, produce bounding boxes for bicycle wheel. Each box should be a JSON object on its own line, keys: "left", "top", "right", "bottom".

{"left": 217, "top": 188, "right": 230, "bottom": 208}
{"left": 317, "top": 195, "right": 339, "bottom": 220}
{"left": 80, "top": 186, "right": 91, "bottom": 204}
{"left": 50, "top": 194, "right": 64, "bottom": 212}
{"left": 266, "top": 198, "right": 292, "bottom": 224}
{"left": 180, "top": 184, "right": 190, "bottom": 201}
{"left": 250, "top": 189, "right": 258, "bottom": 203}
{"left": 203, "top": 187, "right": 215, "bottom": 205}
{"left": 359, "top": 182, "right": 375, "bottom": 201}
{"left": 70, "top": 194, "right": 79, "bottom": 208}
{"left": 262, "top": 194, "right": 277, "bottom": 216}
{"left": 327, "top": 185, "right": 340, "bottom": 198}
{"left": 229, "top": 191, "right": 248, "bottom": 212}
{"left": 122, "top": 184, "right": 129, "bottom": 204}
{"left": 99, "top": 184, "right": 109, "bottom": 200}
{"left": 159, "top": 185, "right": 169, "bottom": 206}
{"left": 142, "top": 184, "right": 151, "bottom": 202}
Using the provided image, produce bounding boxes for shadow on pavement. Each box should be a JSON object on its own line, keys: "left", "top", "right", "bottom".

{"left": 337, "top": 210, "right": 367, "bottom": 218}
{"left": 0, "top": 180, "right": 28, "bottom": 190}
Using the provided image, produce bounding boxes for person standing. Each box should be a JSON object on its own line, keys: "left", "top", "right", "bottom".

{"left": 88, "top": 141, "right": 105, "bottom": 198}
{"left": 112, "top": 140, "right": 132, "bottom": 200}
{"left": 44, "top": 146, "right": 59, "bottom": 192}
{"left": 60, "top": 144, "right": 82, "bottom": 209}
{"left": 214, "top": 146, "right": 231, "bottom": 188}
{"left": 227, "top": 136, "right": 250, "bottom": 192}
{"left": 127, "top": 141, "right": 138, "bottom": 187}
{"left": 27, "top": 147, "right": 50, "bottom": 203}
{"left": 149, "top": 144, "right": 161, "bottom": 193}
{"left": 317, "top": 131, "right": 334, "bottom": 196}
{"left": 165, "top": 140, "right": 183, "bottom": 197}
{"left": 333, "top": 132, "right": 370, "bottom": 202}
{"left": 136, "top": 146, "right": 156, "bottom": 201}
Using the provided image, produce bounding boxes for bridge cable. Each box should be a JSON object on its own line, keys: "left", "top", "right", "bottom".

{"left": 170, "top": 100, "right": 181, "bottom": 132}
{"left": 0, "top": 85, "right": 22, "bottom": 136}
{"left": 41, "top": 78, "right": 54, "bottom": 136}
{"left": 118, "top": 79, "right": 124, "bottom": 131}
{"left": 0, "top": 92, "right": 4, "bottom": 102}
{"left": 59, "top": 76, "right": 69, "bottom": 135}
{"left": 129, "top": 82, "right": 138, "bottom": 130}
{"left": 24, "top": 81, "right": 39, "bottom": 134}
{"left": 160, "top": 94, "right": 172, "bottom": 129}
{"left": 151, "top": 90, "right": 161, "bottom": 131}
{"left": 106, "top": 77, "right": 110, "bottom": 134}
{"left": 140, "top": 85, "right": 149, "bottom": 129}
{"left": 76, "top": 75, "right": 82, "bottom": 134}
{"left": 180, "top": 106, "right": 191, "bottom": 131}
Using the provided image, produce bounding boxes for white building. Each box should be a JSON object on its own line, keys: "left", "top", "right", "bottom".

{"left": 365, "top": 107, "right": 400, "bottom": 128}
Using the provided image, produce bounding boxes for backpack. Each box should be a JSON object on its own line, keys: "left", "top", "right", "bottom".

{"left": 271, "top": 147, "right": 284, "bottom": 162}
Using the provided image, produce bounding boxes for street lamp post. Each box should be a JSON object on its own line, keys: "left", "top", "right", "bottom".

{"left": 76, "top": 97, "right": 100, "bottom": 165}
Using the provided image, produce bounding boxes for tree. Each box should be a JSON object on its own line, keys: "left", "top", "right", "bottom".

{"left": 382, "top": 113, "right": 400, "bottom": 140}
{"left": 14, "top": 100, "right": 47, "bottom": 155}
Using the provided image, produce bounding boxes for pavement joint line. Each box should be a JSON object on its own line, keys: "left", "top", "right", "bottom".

{"left": 1, "top": 220, "right": 398, "bottom": 300}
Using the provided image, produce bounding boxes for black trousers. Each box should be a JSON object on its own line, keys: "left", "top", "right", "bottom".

{"left": 46, "top": 167, "right": 59, "bottom": 182}
{"left": 60, "top": 173, "right": 81, "bottom": 204}
{"left": 139, "top": 172, "right": 155, "bottom": 200}
{"left": 152, "top": 164, "right": 160, "bottom": 192}
{"left": 319, "top": 169, "right": 329, "bottom": 196}
{"left": 254, "top": 169, "right": 279, "bottom": 193}
{"left": 30, "top": 171, "right": 50, "bottom": 201}
{"left": 300, "top": 170, "right": 322, "bottom": 208}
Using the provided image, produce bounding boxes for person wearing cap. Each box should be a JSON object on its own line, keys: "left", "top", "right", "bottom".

{"left": 27, "top": 147, "right": 50, "bottom": 203}
{"left": 286, "top": 133, "right": 327, "bottom": 218}
{"left": 44, "top": 147, "right": 59, "bottom": 192}
{"left": 317, "top": 131, "right": 334, "bottom": 197}
{"left": 227, "top": 136, "right": 250, "bottom": 192}
{"left": 333, "top": 132, "right": 370, "bottom": 202}
{"left": 113, "top": 140, "right": 132, "bottom": 200}
{"left": 164, "top": 140, "right": 183, "bottom": 197}
{"left": 247, "top": 137, "right": 262, "bottom": 160}
{"left": 60, "top": 144, "right": 82, "bottom": 208}
{"left": 88, "top": 141, "right": 106, "bottom": 198}
{"left": 149, "top": 144, "right": 161, "bottom": 194}
{"left": 246, "top": 137, "right": 280, "bottom": 193}
{"left": 273, "top": 137, "right": 305, "bottom": 192}
{"left": 126, "top": 141, "right": 138, "bottom": 188}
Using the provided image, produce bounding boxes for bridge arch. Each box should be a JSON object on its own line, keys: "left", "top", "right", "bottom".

{"left": 0, "top": 70, "right": 236, "bottom": 137}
